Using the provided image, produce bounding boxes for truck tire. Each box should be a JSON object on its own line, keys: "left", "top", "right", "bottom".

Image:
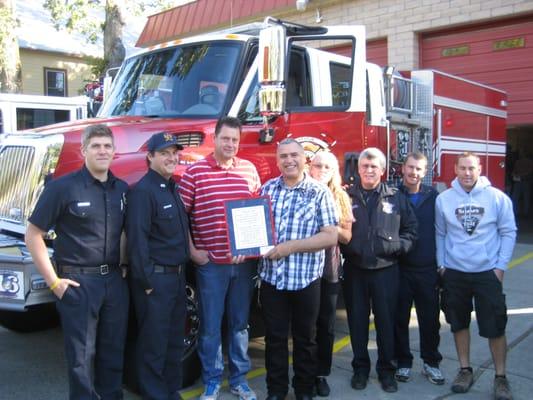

{"left": 0, "top": 303, "right": 59, "bottom": 333}
{"left": 123, "top": 282, "right": 201, "bottom": 392}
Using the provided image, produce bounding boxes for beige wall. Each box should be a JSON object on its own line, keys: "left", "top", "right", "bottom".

{"left": 272, "top": 0, "right": 533, "bottom": 69}
{"left": 19, "top": 49, "right": 95, "bottom": 96}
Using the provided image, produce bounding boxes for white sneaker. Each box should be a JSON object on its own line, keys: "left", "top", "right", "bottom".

{"left": 200, "top": 382, "right": 221, "bottom": 400}
{"left": 230, "top": 383, "right": 257, "bottom": 400}
{"left": 395, "top": 367, "right": 411, "bottom": 382}
{"left": 422, "top": 363, "right": 445, "bottom": 385}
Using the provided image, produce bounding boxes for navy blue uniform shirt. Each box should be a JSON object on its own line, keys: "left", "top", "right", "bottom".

{"left": 126, "top": 168, "right": 190, "bottom": 290}
{"left": 29, "top": 165, "right": 128, "bottom": 268}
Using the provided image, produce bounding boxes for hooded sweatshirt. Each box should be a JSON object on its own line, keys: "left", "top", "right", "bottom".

{"left": 435, "top": 176, "right": 516, "bottom": 272}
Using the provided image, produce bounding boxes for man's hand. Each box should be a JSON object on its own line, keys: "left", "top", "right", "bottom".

{"left": 493, "top": 268, "right": 504, "bottom": 282}
{"left": 265, "top": 242, "right": 293, "bottom": 260}
{"left": 192, "top": 248, "right": 210, "bottom": 266}
{"left": 52, "top": 278, "right": 80, "bottom": 299}
{"left": 229, "top": 254, "right": 247, "bottom": 264}
{"left": 145, "top": 288, "right": 153, "bottom": 295}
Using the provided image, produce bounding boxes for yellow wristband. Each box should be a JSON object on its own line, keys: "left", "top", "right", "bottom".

{"left": 49, "top": 278, "right": 61, "bottom": 291}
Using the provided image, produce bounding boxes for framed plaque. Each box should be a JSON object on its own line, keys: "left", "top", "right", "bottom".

{"left": 224, "top": 196, "right": 276, "bottom": 258}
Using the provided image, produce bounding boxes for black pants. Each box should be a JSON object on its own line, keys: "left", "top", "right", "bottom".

{"left": 131, "top": 271, "right": 187, "bottom": 400}
{"left": 316, "top": 278, "right": 341, "bottom": 376}
{"left": 342, "top": 264, "right": 399, "bottom": 377}
{"left": 260, "top": 279, "right": 321, "bottom": 396}
{"left": 56, "top": 269, "right": 129, "bottom": 400}
{"left": 394, "top": 267, "right": 442, "bottom": 368}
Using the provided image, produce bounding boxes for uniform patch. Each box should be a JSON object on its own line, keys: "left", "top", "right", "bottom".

{"left": 382, "top": 201, "right": 394, "bottom": 214}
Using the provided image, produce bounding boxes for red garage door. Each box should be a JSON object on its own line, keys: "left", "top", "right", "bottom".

{"left": 421, "top": 16, "right": 533, "bottom": 126}
{"left": 326, "top": 38, "right": 388, "bottom": 66}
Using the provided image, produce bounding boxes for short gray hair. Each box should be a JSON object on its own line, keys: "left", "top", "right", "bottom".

{"left": 358, "top": 147, "right": 386, "bottom": 170}
{"left": 278, "top": 138, "right": 303, "bottom": 149}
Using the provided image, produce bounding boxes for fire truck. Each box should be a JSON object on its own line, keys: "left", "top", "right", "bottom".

{"left": 0, "top": 18, "right": 506, "bottom": 385}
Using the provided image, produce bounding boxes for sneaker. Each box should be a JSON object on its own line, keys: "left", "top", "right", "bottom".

{"left": 230, "top": 383, "right": 257, "bottom": 400}
{"left": 200, "top": 382, "right": 221, "bottom": 400}
{"left": 379, "top": 374, "right": 398, "bottom": 393}
{"left": 422, "top": 363, "right": 445, "bottom": 385}
{"left": 395, "top": 367, "right": 411, "bottom": 382}
{"left": 315, "top": 376, "right": 331, "bottom": 397}
{"left": 494, "top": 376, "right": 513, "bottom": 400}
{"left": 351, "top": 371, "right": 368, "bottom": 390}
{"left": 451, "top": 368, "right": 474, "bottom": 393}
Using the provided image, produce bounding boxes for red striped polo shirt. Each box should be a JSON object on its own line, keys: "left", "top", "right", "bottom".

{"left": 179, "top": 153, "right": 261, "bottom": 263}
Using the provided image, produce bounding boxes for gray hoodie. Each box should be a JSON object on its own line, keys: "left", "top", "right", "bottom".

{"left": 435, "top": 176, "right": 516, "bottom": 272}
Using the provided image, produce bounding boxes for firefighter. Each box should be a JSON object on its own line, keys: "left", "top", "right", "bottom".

{"left": 25, "top": 124, "right": 129, "bottom": 400}
{"left": 341, "top": 147, "right": 418, "bottom": 394}
{"left": 126, "top": 132, "right": 191, "bottom": 400}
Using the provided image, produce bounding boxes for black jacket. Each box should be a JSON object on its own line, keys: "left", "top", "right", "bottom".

{"left": 398, "top": 183, "right": 438, "bottom": 270}
{"left": 341, "top": 182, "right": 418, "bottom": 270}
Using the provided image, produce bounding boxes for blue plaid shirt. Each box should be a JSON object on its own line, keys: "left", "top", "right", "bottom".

{"left": 259, "top": 174, "right": 338, "bottom": 290}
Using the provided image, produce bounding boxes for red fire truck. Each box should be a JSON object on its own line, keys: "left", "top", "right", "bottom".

{"left": 0, "top": 17, "right": 506, "bottom": 384}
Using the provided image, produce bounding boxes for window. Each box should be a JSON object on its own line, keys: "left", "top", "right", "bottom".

{"left": 44, "top": 68, "right": 67, "bottom": 96}
{"left": 16, "top": 108, "right": 70, "bottom": 130}
{"left": 330, "top": 62, "right": 351, "bottom": 106}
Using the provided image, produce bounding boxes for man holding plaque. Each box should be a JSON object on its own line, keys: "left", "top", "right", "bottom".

{"left": 259, "top": 138, "right": 339, "bottom": 400}
{"left": 179, "top": 116, "right": 260, "bottom": 400}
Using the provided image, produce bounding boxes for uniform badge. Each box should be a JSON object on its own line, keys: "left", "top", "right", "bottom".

{"left": 382, "top": 201, "right": 394, "bottom": 214}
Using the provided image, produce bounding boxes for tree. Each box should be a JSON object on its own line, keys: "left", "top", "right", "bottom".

{"left": 44, "top": 0, "right": 173, "bottom": 74}
{"left": 0, "top": 0, "right": 22, "bottom": 93}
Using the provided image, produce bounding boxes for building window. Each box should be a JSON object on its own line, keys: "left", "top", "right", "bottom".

{"left": 44, "top": 68, "right": 67, "bottom": 96}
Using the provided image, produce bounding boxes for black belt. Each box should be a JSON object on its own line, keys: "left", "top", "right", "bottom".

{"left": 153, "top": 264, "right": 185, "bottom": 274}
{"left": 59, "top": 264, "right": 117, "bottom": 275}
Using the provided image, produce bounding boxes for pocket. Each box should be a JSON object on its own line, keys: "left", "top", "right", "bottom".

{"left": 154, "top": 207, "right": 180, "bottom": 236}
{"left": 375, "top": 228, "right": 401, "bottom": 256}
{"left": 67, "top": 202, "right": 94, "bottom": 219}
{"left": 59, "top": 286, "right": 80, "bottom": 305}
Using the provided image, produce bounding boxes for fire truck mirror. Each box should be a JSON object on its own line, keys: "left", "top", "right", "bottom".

{"left": 258, "top": 24, "right": 287, "bottom": 116}
{"left": 259, "top": 86, "right": 286, "bottom": 115}
{"left": 258, "top": 25, "right": 286, "bottom": 84}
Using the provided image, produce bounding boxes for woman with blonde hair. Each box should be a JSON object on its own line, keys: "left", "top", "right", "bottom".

{"left": 309, "top": 151, "right": 354, "bottom": 396}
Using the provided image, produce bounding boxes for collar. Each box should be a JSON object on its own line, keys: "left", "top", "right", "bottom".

{"left": 80, "top": 165, "right": 116, "bottom": 187}
{"left": 273, "top": 172, "right": 313, "bottom": 191}
{"left": 206, "top": 153, "right": 239, "bottom": 170}
{"left": 399, "top": 183, "right": 432, "bottom": 196}
{"left": 146, "top": 168, "right": 174, "bottom": 189}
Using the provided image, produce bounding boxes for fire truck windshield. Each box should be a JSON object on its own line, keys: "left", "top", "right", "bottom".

{"left": 99, "top": 42, "right": 243, "bottom": 118}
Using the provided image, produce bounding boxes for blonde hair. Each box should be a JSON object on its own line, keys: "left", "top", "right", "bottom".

{"left": 311, "top": 152, "right": 352, "bottom": 223}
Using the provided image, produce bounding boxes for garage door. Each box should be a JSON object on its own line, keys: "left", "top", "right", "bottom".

{"left": 421, "top": 16, "right": 533, "bottom": 126}
{"left": 326, "top": 38, "right": 388, "bottom": 66}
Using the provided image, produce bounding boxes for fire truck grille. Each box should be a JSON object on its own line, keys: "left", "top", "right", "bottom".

{"left": 0, "top": 146, "right": 36, "bottom": 224}
{"left": 176, "top": 132, "right": 203, "bottom": 147}
{"left": 0, "top": 134, "right": 64, "bottom": 231}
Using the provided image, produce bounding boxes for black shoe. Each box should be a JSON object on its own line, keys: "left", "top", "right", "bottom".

{"left": 315, "top": 377, "right": 330, "bottom": 397}
{"left": 295, "top": 394, "right": 313, "bottom": 400}
{"left": 379, "top": 374, "right": 398, "bottom": 393}
{"left": 351, "top": 371, "right": 368, "bottom": 390}
{"left": 265, "top": 394, "right": 286, "bottom": 400}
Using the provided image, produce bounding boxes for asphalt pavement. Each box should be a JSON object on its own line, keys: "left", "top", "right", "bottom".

{"left": 1, "top": 229, "right": 532, "bottom": 400}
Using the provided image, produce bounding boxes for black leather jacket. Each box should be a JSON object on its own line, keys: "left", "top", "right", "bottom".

{"left": 341, "top": 182, "right": 418, "bottom": 270}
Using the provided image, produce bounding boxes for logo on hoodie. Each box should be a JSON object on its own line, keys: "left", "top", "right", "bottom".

{"left": 455, "top": 205, "right": 485, "bottom": 235}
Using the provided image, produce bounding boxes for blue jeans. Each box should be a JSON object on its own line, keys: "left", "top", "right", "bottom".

{"left": 195, "top": 260, "right": 256, "bottom": 386}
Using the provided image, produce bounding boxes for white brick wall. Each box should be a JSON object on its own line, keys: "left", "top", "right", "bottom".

{"left": 276, "top": 0, "right": 533, "bottom": 69}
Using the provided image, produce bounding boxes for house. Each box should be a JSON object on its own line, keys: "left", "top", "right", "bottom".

{"left": 16, "top": 0, "right": 143, "bottom": 97}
